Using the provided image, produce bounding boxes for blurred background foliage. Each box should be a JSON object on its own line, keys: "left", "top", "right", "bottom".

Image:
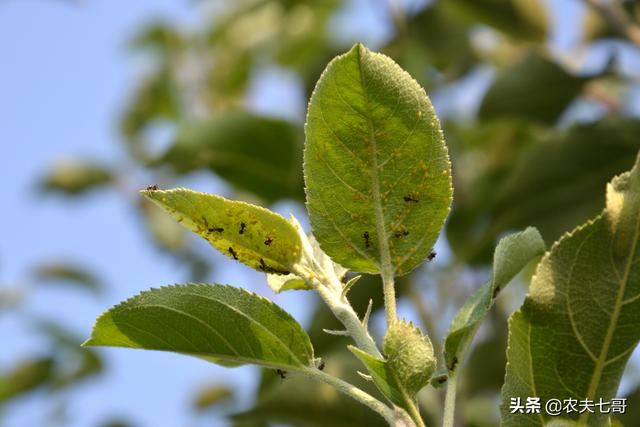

{"left": 3, "top": 0, "right": 640, "bottom": 426}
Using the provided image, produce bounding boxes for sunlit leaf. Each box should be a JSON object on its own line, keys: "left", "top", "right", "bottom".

{"left": 501, "top": 153, "right": 640, "bottom": 426}
{"left": 304, "top": 43, "right": 452, "bottom": 276}
{"left": 143, "top": 188, "right": 302, "bottom": 275}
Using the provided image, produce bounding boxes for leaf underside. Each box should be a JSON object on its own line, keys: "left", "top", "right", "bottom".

{"left": 84, "top": 283, "right": 314, "bottom": 370}
{"left": 501, "top": 154, "right": 640, "bottom": 426}
{"left": 304, "top": 43, "right": 452, "bottom": 276}
{"left": 143, "top": 188, "right": 301, "bottom": 274}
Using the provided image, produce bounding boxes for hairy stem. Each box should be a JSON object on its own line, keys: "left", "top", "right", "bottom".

{"left": 442, "top": 373, "right": 458, "bottom": 427}
{"left": 300, "top": 367, "right": 396, "bottom": 425}
{"left": 381, "top": 266, "right": 397, "bottom": 326}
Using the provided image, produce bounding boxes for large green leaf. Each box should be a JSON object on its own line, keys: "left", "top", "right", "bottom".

{"left": 161, "top": 112, "right": 304, "bottom": 203}
{"left": 501, "top": 153, "right": 640, "bottom": 426}
{"left": 479, "top": 52, "right": 589, "bottom": 124}
{"left": 304, "top": 43, "right": 452, "bottom": 276}
{"left": 444, "top": 227, "right": 545, "bottom": 373}
{"left": 84, "top": 284, "right": 314, "bottom": 370}
{"left": 143, "top": 188, "right": 301, "bottom": 275}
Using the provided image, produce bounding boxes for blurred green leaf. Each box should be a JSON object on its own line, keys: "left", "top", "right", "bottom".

{"left": 192, "top": 384, "right": 234, "bottom": 411}
{"left": 160, "top": 112, "right": 304, "bottom": 202}
{"left": 85, "top": 284, "right": 314, "bottom": 370}
{"left": 446, "top": 0, "right": 548, "bottom": 41}
{"left": 33, "top": 262, "right": 102, "bottom": 294}
{"left": 479, "top": 52, "right": 589, "bottom": 124}
{"left": 448, "top": 117, "right": 640, "bottom": 263}
{"left": 39, "top": 160, "right": 113, "bottom": 195}
{"left": 0, "top": 357, "right": 54, "bottom": 403}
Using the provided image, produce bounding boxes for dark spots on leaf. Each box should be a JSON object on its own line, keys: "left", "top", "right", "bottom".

{"left": 493, "top": 286, "right": 501, "bottom": 299}
{"left": 276, "top": 369, "right": 287, "bottom": 379}
{"left": 264, "top": 236, "right": 273, "bottom": 246}
{"left": 363, "top": 231, "right": 370, "bottom": 248}
{"left": 393, "top": 230, "right": 409, "bottom": 238}
{"left": 403, "top": 195, "right": 419, "bottom": 203}
{"left": 427, "top": 250, "right": 436, "bottom": 261}
{"left": 145, "top": 184, "right": 159, "bottom": 191}
{"left": 239, "top": 222, "right": 246, "bottom": 234}
{"left": 228, "top": 247, "right": 238, "bottom": 260}
{"left": 449, "top": 357, "right": 458, "bottom": 372}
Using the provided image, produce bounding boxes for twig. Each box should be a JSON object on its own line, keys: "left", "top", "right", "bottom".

{"left": 583, "top": 0, "right": 640, "bottom": 46}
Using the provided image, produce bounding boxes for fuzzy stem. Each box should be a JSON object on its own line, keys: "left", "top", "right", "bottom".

{"left": 442, "top": 373, "right": 458, "bottom": 427}
{"left": 300, "top": 367, "right": 397, "bottom": 425}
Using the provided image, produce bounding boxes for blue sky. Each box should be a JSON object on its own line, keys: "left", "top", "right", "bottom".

{"left": 2, "top": 1, "right": 639, "bottom": 426}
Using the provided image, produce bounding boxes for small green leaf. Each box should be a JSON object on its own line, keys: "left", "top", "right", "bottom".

{"left": 192, "top": 385, "right": 234, "bottom": 411}
{"left": 84, "top": 284, "right": 314, "bottom": 370}
{"left": 266, "top": 273, "right": 310, "bottom": 293}
{"left": 348, "top": 345, "right": 406, "bottom": 409}
{"left": 383, "top": 320, "right": 436, "bottom": 396}
{"left": 304, "top": 43, "right": 452, "bottom": 276}
{"left": 143, "top": 188, "right": 301, "bottom": 275}
{"left": 501, "top": 153, "right": 640, "bottom": 426}
{"left": 444, "top": 227, "right": 545, "bottom": 373}
{"left": 39, "top": 160, "right": 113, "bottom": 195}
{"left": 33, "top": 263, "right": 102, "bottom": 294}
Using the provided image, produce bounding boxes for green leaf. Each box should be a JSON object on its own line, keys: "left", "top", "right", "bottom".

{"left": 161, "top": 112, "right": 304, "bottom": 203}
{"left": 501, "top": 153, "right": 640, "bottom": 426}
{"left": 84, "top": 284, "right": 314, "bottom": 370}
{"left": 348, "top": 345, "right": 406, "bottom": 409}
{"left": 143, "top": 188, "right": 302, "bottom": 275}
{"left": 33, "top": 263, "right": 102, "bottom": 294}
{"left": 192, "top": 385, "right": 234, "bottom": 411}
{"left": 479, "top": 52, "right": 589, "bottom": 124}
{"left": 39, "top": 160, "right": 113, "bottom": 195}
{"left": 304, "top": 43, "right": 452, "bottom": 276}
{"left": 448, "top": 118, "right": 640, "bottom": 263}
{"left": 444, "top": 227, "right": 545, "bottom": 373}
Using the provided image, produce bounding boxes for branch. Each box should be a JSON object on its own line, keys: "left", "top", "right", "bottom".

{"left": 583, "top": 0, "right": 640, "bottom": 46}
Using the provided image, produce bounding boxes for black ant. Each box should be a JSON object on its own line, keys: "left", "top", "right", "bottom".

{"left": 264, "top": 236, "right": 273, "bottom": 246}
{"left": 393, "top": 230, "right": 409, "bottom": 238}
{"left": 363, "top": 231, "right": 370, "bottom": 248}
{"left": 449, "top": 357, "right": 458, "bottom": 372}
{"left": 318, "top": 361, "right": 325, "bottom": 371}
{"left": 228, "top": 247, "right": 238, "bottom": 260}
{"left": 208, "top": 227, "right": 224, "bottom": 233}
{"left": 239, "top": 222, "right": 246, "bottom": 234}
{"left": 403, "top": 195, "right": 419, "bottom": 203}
{"left": 276, "top": 369, "right": 287, "bottom": 379}
{"left": 146, "top": 184, "right": 159, "bottom": 191}
{"left": 427, "top": 250, "right": 436, "bottom": 261}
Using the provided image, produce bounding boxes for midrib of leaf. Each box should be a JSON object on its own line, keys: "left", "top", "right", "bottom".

{"left": 579, "top": 208, "right": 640, "bottom": 424}
{"left": 355, "top": 46, "right": 396, "bottom": 320}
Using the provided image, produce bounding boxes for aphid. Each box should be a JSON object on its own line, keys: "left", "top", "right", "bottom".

{"left": 228, "top": 247, "right": 238, "bottom": 260}
{"left": 208, "top": 227, "right": 224, "bottom": 233}
{"left": 276, "top": 369, "right": 287, "bottom": 379}
{"left": 239, "top": 222, "right": 246, "bottom": 234}
{"left": 146, "top": 184, "right": 159, "bottom": 191}
{"left": 449, "top": 356, "right": 458, "bottom": 372}
{"left": 363, "top": 231, "right": 370, "bottom": 248}
{"left": 393, "top": 230, "right": 410, "bottom": 238}
{"left": 403, "top": 195, "right": 419, "bottom": 203}
{"left": 264, "top": 236, "right": 273, "bottom": 246}
{"left": 492, "top": 286, "right": 501, "bottom": 299}
{"left": 318, "top": 360, "right": 325, "bottom": 371}
{"left": 427, "top": 250, "right": 436, "bottom": 261}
